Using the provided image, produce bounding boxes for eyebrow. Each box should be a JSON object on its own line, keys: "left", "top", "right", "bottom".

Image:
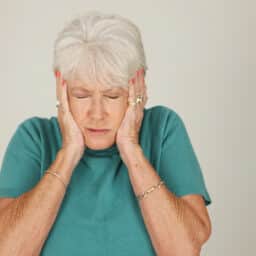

{"left": 70, "top": 86, "right": 121, "bottom": 93}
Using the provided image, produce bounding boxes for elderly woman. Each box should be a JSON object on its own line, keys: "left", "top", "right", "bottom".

{"left": 0, "top": 11, "right": 212, "bottom": 256}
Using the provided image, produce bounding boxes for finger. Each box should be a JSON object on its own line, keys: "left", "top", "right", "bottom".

{"left": 133, "top": 73, "right": 143, "bottom": 122}
{"left": 129, "top": 70, "right": 146, "bottom": 112}
{"left": 128, "top": 78, "right": 137, "bottom": 109}
{"left": 138, "top": 68, "right": 145, "bottom": 94}
{"left": 59, "top": 74, "right": 69, "bottom": 113}
{"left": 130, "top": 70, "right": 139, "bottom": 104}
{"left": 134, "top": 69, "right": 144, "bottom": 103}
{"left": 135, "top": 69, "right": 145, "bottom": 110}
{"left": 139, "top": 68, "right": 146, "bottom": 107}
{"left": 134, "top": 69, "right": 140, "bottom": 95}
{"left": 55, "top": 71, "right": 64, "bottom": 116}
{"left": 55, "top": 70, "right": 61, "bottom": 102}
{"left": 142, "top": 88, "right": 148, "bottom": 108}
{"left": 141, "top": 69, "right": 147, "bottom": 105}
{"left": 141, "top": 68, "right": 146, "bottom": 90}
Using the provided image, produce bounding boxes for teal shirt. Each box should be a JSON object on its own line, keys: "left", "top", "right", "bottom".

{"left": 0, "top": 105, "right": 212, "bottom": 255}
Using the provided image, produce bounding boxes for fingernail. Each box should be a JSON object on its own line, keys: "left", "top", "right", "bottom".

{"left": 62, "top": 79, "right": 65, "bottom": 86}
{"left": 55, "top": 71, "right": 60, "bottom": 78}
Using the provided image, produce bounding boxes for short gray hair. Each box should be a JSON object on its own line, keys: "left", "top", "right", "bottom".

{"left": 53, "top": 11, "right": 148, "bottom": 87}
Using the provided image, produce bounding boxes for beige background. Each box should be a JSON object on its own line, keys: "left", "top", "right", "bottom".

{"left": 0, "top": 0, "right": 255, "bottom": 255}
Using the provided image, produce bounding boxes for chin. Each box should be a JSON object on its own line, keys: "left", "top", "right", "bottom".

{"left": 85, "top": 139, "right": 116, "bottom": 150}
{"left": 83, "top": 130, "right": 116, "bottom": 150}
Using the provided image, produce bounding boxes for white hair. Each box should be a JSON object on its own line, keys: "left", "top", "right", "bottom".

{"left": 53, "top": 11, "right": 148, "bottom": 87}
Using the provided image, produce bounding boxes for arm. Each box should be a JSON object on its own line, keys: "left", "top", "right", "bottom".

{"left": 123, "top": 146, "right": 211, "bottom": 256}
{"left": 0, "top": 148, "right": 79, "bottom": 256}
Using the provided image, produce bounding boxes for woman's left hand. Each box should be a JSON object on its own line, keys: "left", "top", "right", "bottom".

{"left": 116, "top": 68, "right": 148, "bottom": 155}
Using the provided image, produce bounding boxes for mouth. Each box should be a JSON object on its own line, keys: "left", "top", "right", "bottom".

{"left": 86, "top": 128, "right": 110, "bottom": 134}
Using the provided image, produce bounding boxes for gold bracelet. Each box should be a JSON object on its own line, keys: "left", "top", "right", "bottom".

{"left": 136, "top": 180, "right": 165, "bottom": 201}
{"left": 45, "top": 170, "right": 67, "bottom": 190}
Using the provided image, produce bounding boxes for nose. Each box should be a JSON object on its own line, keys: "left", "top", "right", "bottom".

{"left": 88, "top": 97, "right": 106, "bottom": 121}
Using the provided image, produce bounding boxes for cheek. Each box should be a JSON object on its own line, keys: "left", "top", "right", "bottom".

{"left": 111, "top": 105, "right": 128, "bottom": 126}
{"left": 68, "top": 100, "right": 85, "bottom": 121}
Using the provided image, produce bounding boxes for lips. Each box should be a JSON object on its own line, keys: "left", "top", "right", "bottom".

{"left": 86, "top": 128, "right": 110, "bottom": 134}
{"left": 87, "top": 128, "right": 110, "bottom": 132}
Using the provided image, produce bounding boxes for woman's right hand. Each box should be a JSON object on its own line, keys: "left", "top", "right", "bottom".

{"left": 55, "top": 71, "right": 85, "bottom": 163}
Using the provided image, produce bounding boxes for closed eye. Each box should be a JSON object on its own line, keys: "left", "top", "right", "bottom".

{"left": 106, "top": 96, "right": 120, "bottom": 99}
{"left": 75, "top": 96, "right": 90, "bottom": 99}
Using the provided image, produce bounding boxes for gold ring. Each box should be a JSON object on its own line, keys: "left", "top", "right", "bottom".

{"left": 129, "top": 95, "right": 144, "bottom": 106}
{"left": 56, "top": 100, "right": 61, "bottom": 108}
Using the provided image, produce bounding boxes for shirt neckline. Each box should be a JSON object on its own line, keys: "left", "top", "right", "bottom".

{"left": 84, "top": 143, "right": 119, "bottom": 157}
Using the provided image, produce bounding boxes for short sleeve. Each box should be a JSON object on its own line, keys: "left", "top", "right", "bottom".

{"left": 0, "top": 118, "right": 41, "bottom": 198}
{"left": 159, "top": 111, "right": 212, "bottom": 206}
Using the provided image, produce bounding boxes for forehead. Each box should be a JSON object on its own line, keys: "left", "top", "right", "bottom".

{"left": 70, "top": 79, "right": 127, "bottom": 93}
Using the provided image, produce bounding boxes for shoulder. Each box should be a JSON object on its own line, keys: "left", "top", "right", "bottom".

{"left": 140, "top": 105, "right": 191, "bottom": 152}
{"left": 14, "top": 116, "right": 59, "bottom": 146}
{"left": 144, "top": 105, "right": 181, "bottom": 121}
{"left": 18, "top": 116, "right": 57, "bottom": 130}
{"left": 143, "top": 105, "right": 184, "bottom": 133}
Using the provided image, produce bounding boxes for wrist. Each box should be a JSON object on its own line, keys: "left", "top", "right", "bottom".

{"left": 54, "top": 148, "right": 81, "bottom": 175}
{"left": 47, "top": 148, "right": 81, "bottom": 186}
{"left": 119, "top": 144, "right": 144, "bottom": 167}
{"left": 59, "top": 146, "right": 84, "bottom": 166}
